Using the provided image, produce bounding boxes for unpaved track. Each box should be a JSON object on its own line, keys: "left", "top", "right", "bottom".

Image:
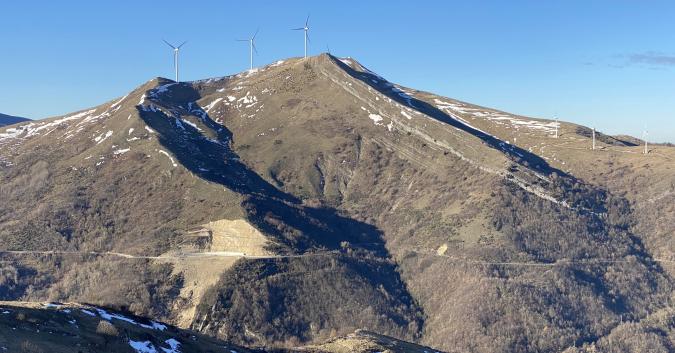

{"left": 0, "top": 250, "right": 335, "bottom": 260}
{"left": 1, "top": 249, "right": 672, "bottom": 267}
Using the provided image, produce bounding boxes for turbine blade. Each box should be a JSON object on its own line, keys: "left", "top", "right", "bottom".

{"left": 163, "top": 39, "right": 176, "bottom": 49}
{"left": 306, "top": 31, "right": 311, "bottom": 44}
{"left": 253, "top": 42, "right": 258, "bottom": 54}
{"left": 253, "top": 28, "right": 259, "bottom": 39}
{"left": 177, "top": 41, "right": 187, "bottom": 49}
{"left": 236, "top": 39, "right": 248, "bottom": 42}
{"left": 291, "top": 27, "right": 304, "bottom": 30}
{"left": 305, "top": 14, "right": 310, "bottom": 26}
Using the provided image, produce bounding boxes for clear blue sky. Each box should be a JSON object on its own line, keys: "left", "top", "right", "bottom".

{"left": 2, "top": 1, "right": 674, "bottom": 142}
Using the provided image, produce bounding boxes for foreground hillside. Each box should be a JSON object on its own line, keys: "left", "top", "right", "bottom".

{"left": 0, "top": 302, "right": 441, "bottom": 353}
{"left": 0, "top": 54, "right": 673, "bottom": 352}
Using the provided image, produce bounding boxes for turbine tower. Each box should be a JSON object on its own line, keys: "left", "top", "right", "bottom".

{"left": 554, "top": 116, "right": 559, "bottom": 138}
{"left": 292, "top": 15, "right": 310, "bottom": 58}
{"left": 237, "top": 29, "right": 259, "bottom": 71}
{"left": 163, "top": 40, "right": 187, "bottom": 82}
{"left": 592, "top": 127, "right": 596, "bottom": 150}
{"left": 643, "top": 129, "right": 649, "bottom": 154}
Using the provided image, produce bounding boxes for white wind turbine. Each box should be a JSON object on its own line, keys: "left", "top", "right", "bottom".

{"left": 237, "top": 29, "right": 259, "bottom": 71}
{"left": 163, "top": 40, "right": 187, "bottom": 82}
{"left": 292, "top": 15, "right": 310, "bottom": 58}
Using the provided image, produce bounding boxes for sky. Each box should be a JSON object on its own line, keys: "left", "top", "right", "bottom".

{"left": 1, "top": 1, "right": 674, "bottom": 142}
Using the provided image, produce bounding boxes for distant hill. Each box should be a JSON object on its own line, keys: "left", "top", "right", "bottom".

{"left": 0, "top": 113, "right": 29, "bottom": 127}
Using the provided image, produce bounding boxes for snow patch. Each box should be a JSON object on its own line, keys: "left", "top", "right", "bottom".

{"left": 111, "top": 94, "right": 129, "bottom": 108}
{"left": 161, "top": 339, "right": 181, "bottom": 353}
{"left": 129, "top": 340, "right": 157, "bottom": 353}
{"left": 203, "top": 98, "right": 223, "bottom": 113}
{"left": 158, "top": 150, "right": 178, "bottom": 167}
{"left": 94, "top": 130, "right": 113, "bottom": 144}
{"left": 369, "top": 114, "right": 383, "bottom": 125}
{"left": 81, "top": 309, "right": 96, "bottom": 317}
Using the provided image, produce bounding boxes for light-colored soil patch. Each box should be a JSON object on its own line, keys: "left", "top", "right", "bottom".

{"left": 161, "top": 219, "right": 273, "bottom": 327}
{"left": 159, "top": 256, "right": 237, "bottom": 328}
{"left": 205, "top": 219, "right": 273, "bottom": 256}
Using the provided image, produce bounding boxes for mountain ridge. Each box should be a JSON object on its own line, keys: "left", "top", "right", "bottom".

{"left": 0, "top": 112, "right": 29, "bottom": 127}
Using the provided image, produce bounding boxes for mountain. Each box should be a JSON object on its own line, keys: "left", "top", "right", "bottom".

{"left": 0, "top": 54, "right": 673, "bottom": 353}
{"left": 0, "top": 113, "right": 29, "bottom": 127}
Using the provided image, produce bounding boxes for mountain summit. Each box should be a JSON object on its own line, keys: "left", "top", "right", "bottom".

{"left": 0, "top": 54, "right": 673, "bottom": 353}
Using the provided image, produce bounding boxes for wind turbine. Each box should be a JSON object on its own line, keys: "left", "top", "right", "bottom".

{"left": 292, "top": 15, "right": 310, "bottom": 58}
{"left": 237, "top": 28, "right": 259, "bottom": 71}
{"left": 643, "top": 129, "right": 649, "bottom": 154}
{"left": 592, "top": 127, "right": 596, "bottom": 150}
{"left": 163, "top": 40, "right": 187, "bottom": 82}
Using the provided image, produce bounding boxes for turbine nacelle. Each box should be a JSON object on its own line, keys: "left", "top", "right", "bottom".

{"left": 237, "top": 28, "right": 259, "bottom": 70}
{"left": 162, "top": 39, "right": 187, "bottom": 82}
{"left": 292, "top": 15, "right": 311, "bottom": 58}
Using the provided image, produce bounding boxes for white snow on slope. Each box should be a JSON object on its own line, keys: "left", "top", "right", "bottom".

{"left": 0, "top": 109, "right": 97, "bottom": 141}
{"left": 94, "top": 308, "right": 167, "bottom": 331}
{"left": 434, "top": 99, "right": 558, "bottom": 133}
{"left": 237, "top": 92, "right": 258, "bottom": 106}
{"left": 180, "top": 119, "right": 202, "bottom": 131}
{"left": 369, "top": 114, "right": 383, "bottom": 125}
{"left": 203, "top": 98, "right": 223, "bottom": 113}
{"left": 159, "top": 150, "right": 178, "bottom": 167}
{"left": 161, "top": 339, "right": 181, "bottom": 353}
{"left": 111, "top": 94, "right": 129, "bottom": 108}
{"left": 129, "top": 340, "right": 157, "bottom": 353}
{"left": 339, "top": 57, "right": 354, "bottom": 67}
{"left": 80, "top": 309, "right": 96, "bottom": 317}
{"left": 150, "top": 83, "right": 177, "bottom": 98}
{"left": 113, "top": 148, "right": 130, "bottom": 155}
{"left": 94, "top": 130, "right": 113, "bottom": 144}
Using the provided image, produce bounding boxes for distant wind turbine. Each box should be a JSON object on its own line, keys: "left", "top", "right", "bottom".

{"left": 643, "top": 129, "right": 649, "bottom": 154}
{"left": 163, "top": 40, "right": 187, "bottom": 82}
{"left": 292, "top": 15, "right": 310, "bottom": 58}
{"left": 237, "top": 29, "right": 259, "bottom": 71}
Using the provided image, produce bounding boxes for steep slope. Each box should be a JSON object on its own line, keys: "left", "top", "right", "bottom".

{"left": 0, "top": 113, "right": 29, "bottom": 127}
{"left": 0, "top": 301, "right": 257, "bottom": 353}
{"left": 0, "top": 54, "right": 672, "bottom": 353}
{"left": 181, "top": 54, "right": 672, "bottom": 352}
